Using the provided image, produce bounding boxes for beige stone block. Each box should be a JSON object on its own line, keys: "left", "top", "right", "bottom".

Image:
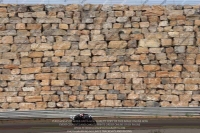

{"left": 100, "top": 100, "right": 122, "bottom": 107}
{"left": 25, "top": 96, "right": 42, "bottom": 102}
{"left": 19, "top": 103, "right": 35, "bottom": 110}
{"left": 51, "top": 80, "right": 64, "bottom": 86}
{"left": 21, "top": 67, "right": 41, "bottom": 74}
{"left": 139, "top": 39, "right": 160, "bottom": 47}
{"left": 59, "top": 24, "right": 68, "bottom": 29}
{"left": 6, "top": 97, "right": 23, "bottom": 102}
{"left": 2, "top": 36, "right": 13, "bottom": 44}
{"left": 16, "top": 23, "right": 25, "bottom": 29}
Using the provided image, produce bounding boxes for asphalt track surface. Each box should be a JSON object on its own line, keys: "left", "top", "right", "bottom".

{"left": 0, "top": 107, "right": 200, "bottom": 133}
{"left": 0, "top": 118, "right": 200, "bottom": 133}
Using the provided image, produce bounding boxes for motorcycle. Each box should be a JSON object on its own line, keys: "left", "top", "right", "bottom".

{"left": 70, "top": 113, "right": 97, "bottom": 125}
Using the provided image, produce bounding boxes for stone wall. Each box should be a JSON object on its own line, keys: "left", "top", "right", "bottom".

{"left": 0, "top": 4, "right": 200, "bottom": 110}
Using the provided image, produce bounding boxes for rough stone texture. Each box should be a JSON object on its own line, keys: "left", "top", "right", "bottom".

{"left": 25, "top": 96, "right": 42, "bottom": 102}
{"left": 100, "top": 100, "right": 122, "bottom": 107}
{"left": 0, "top": 4, "right": 199, "bottom": 110}
{"left": 108, "top": 41, "right": 127, "bottom": 49}
{"left": 139, "top": 39, "right": 160, "bottom": 47}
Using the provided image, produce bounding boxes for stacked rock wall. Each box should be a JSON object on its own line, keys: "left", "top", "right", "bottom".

{"left": 0, "top": 4, "right": 200, "bottom": 110}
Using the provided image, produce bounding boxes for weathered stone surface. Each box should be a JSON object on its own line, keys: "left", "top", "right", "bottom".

{"left": 159, "top": 21, "right": 168, "bottom": 26}
{"left": 104, "top": 29, "right": 120, "bottom": 41}
{"left": 139, "top": 39, "right": 160, "bottom": 47}
{"left": 47, "top": 102, "right": 56, "bottom": 108}
{"left": 108, "top": 41, "right": 127, "bottom": 49}
{"left": 0, "top": 7, "right": 7, "bottom": 12}
{"left": 9, "top": 17, "right": 21, "bottom": 23}
{"left": 85, "top": 67, "right": 98, "bottom": 73}
{"left": 43, "top": 29, "right": 66, "bottom": 36}
{"left": 8, "top": 103, "right": 19, "bottom": 109}
{"left": 25, "top": 96, "right": 42, "bottom": 102}
{"left": 4, "top": 65, "right": 18, "bottom": 70}
{"left": 14, "top": 36, "right": 29, "bottom": 43}
{"left": 161, "top": 95, "right": 179, "bottom": 101}
{"left": 27, "top": 24, "right": 41, "bottom": 30}
{"left": 66, "top": 80, "right": 80, "bottom": 86}
{"left": 95, "top": 95, "right": 105, "bottom": 100}
{"left": 17, "top": 30, "right": 30, "bottom": 36}
{"left": 29, "top": 52, "right": 43, "bottom": 57}
{"left": 140, "top": 22, "right": 149, "bottom": 28}
{"left": 35, "top": 73, "right": 57, "bottom": 80}
{"left": 168, "top": 10, "right": 183, "bottom": 16}
{"left": 88, "top": 41, "right": 107, "bottom": 49}
{"left": 30, "top": 5, "right": 44, "bottom": 11}
{"left": 144, "top": 65, "right": 160, "bottom": 71}
{"left": 127, "top": 93, "right": 139, "bottom": 100}
{"left": 53, "top": 41, "right": 71, "bottom": 50}
{"left": 2, "top": 36, "right": 13, "bottom": 44}
{"left": 22, "top": 18, "right": 35, "bottom": 23}
{"left": 21, "top": 67, "right": 41, "bottom": 74}
{"left": 80, "top": 101, "right": 99, "bottom": 108}
{"left": 160, "top": 101, "right": 171, "bottom": 107}
{"left": 142, "top": 94, "right": 160, "bottom": 101}
{"left": 107, "top": 72, "right": 121, "bottom": 79}
{"left": 31, "top": 43, "right": 52, "bottom": 51}
{"left": 0, "top": 30, "right": 16, "bottom": 36}
{"left": 122, "top": 72, "right": 138, "bottom": 78}
{"left": 100, "top": 100, "right": 122, "bottom": 107}
{"left": 66, "top": 4, "right": 81, "bottom": 11}
{"left": 0, "top": 44, "right": 10, "bottom": 52}
{"left": 0, "top": 75, "right": 20, "bottom": 81}
{"left": 7, "top": 97, "right": 23, "bottom": 102}
{"left": 161, "top": 39, "right": 172, "bottom": 46}
{"left": 195, "top": 20, "right": 200, "bottom": 26}
{"left": 22, "top": 87, "right": 35, "bottom": 92}
{"left": 107, "top": 94, "right": 117, "bottom": 100}
{"left": 0, "top": 5, "right": 199, "bottom": 109}
{"left": 116, "top": 17, "right": 128, "bottom": 23}
{"left": 21, "top": 74, "right": 34, "bottom": 80}
{"left": 92, "top": 56, "right": 116, "bottom": 62}
{"left": 0, "top": 92, "right": 18, "bottom": 97}
{"left": 173, "top": 37, "right": 194, "bottom": 45}
{"left": 185, "top": 84, "right": 198, "bottom": 90}
{"left": 174, "top": 46, "right": 185, "bottom": 53}
{"left": 19, "top": 103, "right": 35, "bottom": 109}
{"left": 75, "top": 56, "right": 91, "bottom": 62}
{"left": 2, "top": 52, "right": 17, "bottom": 59}
{"left": 0, "top": 18, "right": 9, "bottom": 23}
{"left": 82, "top": 80, "right": 108, "bottom": 86}
{"left": 143, "top": 6, "right": 164, "bottom": 16}
{"left": 144, "top": 78, "right": 161, "bottom": 84}
{"left": 175, "top": 84, "right": 184, "bottom": 90}
{"left": 0, "top": 59, "right": 12, "bottom": 64}
{"left": 192, "top": 95, "right": 200, "bottom": 101}
{"left": 122, "top": 100, "right": 136, "bottom": 106}
{"left": 171, "top": 101, "right": 188, "bottom": 107}
{"left": 36, "top": 102, "right": 47, "bottom": 109}
{"left": 196, "top": 54, "right": 200, "bottom": 64}
{"left": 51, "top": 80, "right": 64, "bottom": 86}
{"left": 180, "top": 94, "right": 191, "bottom": 101}
{"left": 59, "top": 24, "right": 68, "bottom": 29}
{"left": 183, "top": 65, "right": 198, "bottom": 72}
{"left": 36, "top": 18, "right": 61, "bottom": 23}
{"left": 184, "top": 78, "right": 200, "bottom": 84}
{"left": 51, "top": 67, "right": 67, "bottom": 73}
{"left": 146, "top": 101, "right": 160, "bottom": 107}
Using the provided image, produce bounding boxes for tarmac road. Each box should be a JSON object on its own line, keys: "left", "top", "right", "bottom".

{"left": 0, "top": 118, "right": 200, "bottom": 133}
